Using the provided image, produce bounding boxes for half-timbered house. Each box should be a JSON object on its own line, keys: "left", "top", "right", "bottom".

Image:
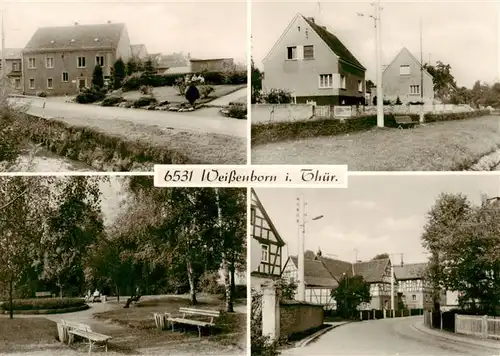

{"left": 394, "top": 262, "right": 433, "bottom": 310}
{"left": 250, "top": 189, "right": 286, "bottom": 291}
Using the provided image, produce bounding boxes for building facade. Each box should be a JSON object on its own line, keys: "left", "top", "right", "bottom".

{"left": 250, "top": 189, "right": 285, "bottom": 291}
{"left": 130, "top": 44, "right": 148, "bottom": 60}
{"left": 262, "top": 14, "right": 366, "bottom": 106}
{"left": 394, "top": 262, "right": 435, "bottom": 310}
{"left": 22, "top": 22, "right": 132, "bottom": 95}
{"left": 190, "top": 58, "right": 234, "bottom": 73}
{"left": 382, "top": 47, "right": 434, "bottom": 104}
{"left": 0, "top": 49, "right": 23, "bottom": 93}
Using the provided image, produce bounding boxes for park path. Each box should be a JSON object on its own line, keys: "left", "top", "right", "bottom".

{"left": 206, "top": 87, "right": 247, "bottom": 107}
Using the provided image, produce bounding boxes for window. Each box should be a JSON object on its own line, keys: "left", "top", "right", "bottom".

{"left": 340, "top": 75, "right": 346, "bottom": 89}
{"left": 286, "top": 46, "right": 297, "bottom": 60}
{"left": 319, "top": 74, "right": 333, "bottom": 88}
{"left": 96, "top": 55, "right": 104, "bottom": 67}
{"left": 29, "top": 78, "right": 35, "bottom": 89}
{"left": 358, "top": 80, "right": 363, "bottom": 92}
{"left": 303, "top": 45, "right": 314, "bottom": 59}
{"left": 77, "top": 56, "right": 86, "bottom": 68}
{"left": 12, "top": 62, "right": 20, "bottom": 71}
{"left": 45, "top": 57, "right": 54, "bottom": 68}
{"left": 47, "top": 78, "right": 53, "bottom": 89}
{"left": 410, "top": 85, "right": 420, "bottom": 95}
{"left": 28, "top": 58, "right": 36, "bottom": 69}
{"left": 261, "top": 244, "right": 269, "bottom": 262}
{"left": 14, "top": 78, "right": 20, "bottom": 89}
{"left": 62, "top": 72, "right": 69, "bottom": 82}
{"left": 412, "top": 294, "right": 417, "bottom": 301}
{"left": 400, "top": 65, "right": 410, "bottom": 75}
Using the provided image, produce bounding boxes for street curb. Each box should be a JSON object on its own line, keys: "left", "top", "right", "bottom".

{"left": 296, "top": 322, "right": 349, "bottom": 348}
{"left": 413, "top": 321, "right": 500, "bottom": 350}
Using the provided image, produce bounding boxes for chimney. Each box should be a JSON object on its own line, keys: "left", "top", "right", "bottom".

{"left": 307, "top": 17, "right": 315, "bottom": 23}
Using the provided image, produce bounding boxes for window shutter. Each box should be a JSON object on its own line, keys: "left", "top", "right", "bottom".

{"left": 296, "top": 45, "right": 303, "bottom": 60}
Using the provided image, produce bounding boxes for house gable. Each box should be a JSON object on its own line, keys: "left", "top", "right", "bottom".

{"left": 383, "top": 47, "right": 432, "bottom": 80}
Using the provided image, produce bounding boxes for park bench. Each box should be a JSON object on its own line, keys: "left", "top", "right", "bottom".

{"left": 35, "top": 291, "right": 51, "bottom": 298}
{"left": 165, "top": 307, "right": 220, "bottom": 338}
{"left": 394, "top": 115, "right": 417, "bottom": 129}
{"left": 59, "top": 319, "right": 112, "bottom": 355}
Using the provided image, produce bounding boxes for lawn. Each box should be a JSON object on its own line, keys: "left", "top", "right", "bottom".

{"left": 252, "top": 115, "right": 500, "bottom": 170}
{"left": 93, "top": 295, "right": 246, "bottom": 354}
{"left": 121, "top": 84, "right": 246, "bottom": 104}
{"left": 0, "top": 317, "right": 60, "bottom": 353}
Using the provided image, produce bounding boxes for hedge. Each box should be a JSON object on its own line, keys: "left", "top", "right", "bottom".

{"left": 0, "top": 297, "right": 86, "bottom": 311}
{"left": 252, "top": 109, "right": 492, "bottom": 146}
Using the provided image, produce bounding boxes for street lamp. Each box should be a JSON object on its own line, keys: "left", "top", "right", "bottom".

{"left": 296, "top": 195, "right": 324, "bottom": 302}
{"left": 358, "top": 1, "right": 384, "bottom": 127}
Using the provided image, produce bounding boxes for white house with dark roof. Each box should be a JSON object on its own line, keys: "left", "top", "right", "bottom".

{"left": 22, "top": 22, "right": 132, "bottom": 95}
{"left": 262, "top": 14, "right": 366, "bottom": 106}
{"left": 393, "top": 262, "right": 433, "bottom": 310}
{"left": 382, "top": 47, "right": 434, "bottom": 104}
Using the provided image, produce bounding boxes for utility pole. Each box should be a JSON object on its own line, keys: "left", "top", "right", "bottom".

{"left": 297, "top": 195, "right": 306, "bottom": 301}
{"left": 374, "top": 1, "right": 384, "bottom": 127}
{"left": 1, "top": 11, "right": 5, "bottom": 82}
{"left": 389, "top": 252, "right": 404, "bottom": 317}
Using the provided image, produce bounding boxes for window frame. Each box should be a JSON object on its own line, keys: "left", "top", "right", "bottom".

{"left": 260, "top": 244, "right": 269, "bottom": 262}
{"left": 286, "top": 46, "right": 297, "bottom": 60}
{"left": 45, "top": 56, "right": 55, "bottom": 69}
{"left": 303, "top": 45, "right": 314, "bottom": 60}
{"left": 318, "top": 73, "right": 333, "bottom": 89}
{"left": 29, "top": 78, "right": 35, "bottom": 89}
{"left": 28, "top": 58, "right": 36, "bottom": 69}
{"left": 77, "top": 56, "right": 86, "bottom": 69}
{"left": 62, "top": 72, "right": 69, "bottom": 83}
{"left": 400, "top": 65, "right": 411, "bottom": 75}
{"left": 46, "top": 78, "right": 53, "bottom": 89}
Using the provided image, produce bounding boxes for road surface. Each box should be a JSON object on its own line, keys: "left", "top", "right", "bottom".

{"left": 9, "top": 96, "right": 246, "bottom": 138}
{"left": 281, "top": 317, "right": 500, "bottom": 356}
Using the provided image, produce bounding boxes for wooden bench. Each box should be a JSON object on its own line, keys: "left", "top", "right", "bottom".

{"left": 35, "top": 291, "right": 51, "bottom": 298}
{"left": 60, "top": 319, "right": 112, "bottom": 355}
{"left": 394, "top": 115, "right": 417, "bottom": 129}
{"left": 165, "top": 307, "right": 220, "bottom": 338}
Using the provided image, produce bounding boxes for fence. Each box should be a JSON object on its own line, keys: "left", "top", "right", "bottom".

{"left": 455, "top": 314, "right": 500, "bottom": 340}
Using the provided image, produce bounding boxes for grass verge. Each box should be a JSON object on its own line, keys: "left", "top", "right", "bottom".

{"left": 0, "top": 318, "right": 60, "bottom": 353}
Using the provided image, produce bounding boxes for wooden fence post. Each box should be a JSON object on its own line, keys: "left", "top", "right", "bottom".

{"left": 482, "top": 315, "right": 488, "bottom": 339}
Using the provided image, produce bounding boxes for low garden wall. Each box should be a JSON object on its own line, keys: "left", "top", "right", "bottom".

{"left": 251, "top": 104, "right": 314, "bottom": 124}
{"left": 279, "top": 300, "right": 324, "bottom": 338}
{"left": 252, "top": 110, "right": 492, "bottom": 146}
{"left": 22, "top": 114, "right": 192, "bottom": 170}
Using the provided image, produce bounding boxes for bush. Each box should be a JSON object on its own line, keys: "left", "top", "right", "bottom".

{"left": 75, "top": 86, "right": 106, "bottom": 104}
{"left": 227, "top": 103, "right": 247, "bottom": 119}
{"left": 424, "top": 110, "right": 491, "bottom": 123}
{"left": 0, "top": 297, "right": 85, "bottom": 311}
{"left": 226, "top": 71, "right": 247, "bottom": 85}
{"left": 139, "top": 85, "right": 153, "bottom": 95}
{"left": 200, "top": 85, "right": 215, "bottom": 98}
{"left": 133, "top": 95, "right": 157, "bottom": 108}
{"left": 174, "top": 77, "right": 188, "bottom": 95}
{"left": 101, "top": 95, "right": 124, "bottom": 107}
{"left": 36, "top": 91, "right": 47, "bottom": 97}
{"left": 185, "top": 85, "right": 200, "bottom": 105}
{"left": 203, "top": 71, "right": 227, "bottom": 85}
{"left": 262, "top": 89, "right": 292, "bottom": 104}
{"left": 122, "top": 72, "right": 143, "bottom": 91}
{"left": 198, "top": 271, "right": 224, "bottom": 294}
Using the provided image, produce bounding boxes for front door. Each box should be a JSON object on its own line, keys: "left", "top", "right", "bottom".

{"left": 77, "top": 77, "right": 87, "bottom": 92}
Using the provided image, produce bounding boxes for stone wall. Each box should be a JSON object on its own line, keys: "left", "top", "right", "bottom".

{"left": 279, "top": 300, "right": 324, "bottom": 338}
{"left": 251, "top": 104, "right": 313, "bottom": 124}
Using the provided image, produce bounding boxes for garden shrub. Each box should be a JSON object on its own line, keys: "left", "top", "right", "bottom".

{"left": 198, "top": 271, "right": 224, "bottom": 294}
{"left": 36, "top": 91, "right": 47, "bottom": 97}
{"left": 139, "top": 85, "right": 153, "bottom": 95}
{"left": 185, "top": 85, "right": 200, "bottom": 105}
{"left": 0, "top": 297, "right": 85, "bottom": 311}
{"left": 133, "top": 95, "right": 157, "bottom": 108}
{"left": 75, "top": 86, "right": 106, "bottom": 104}
{"left": 122, "top": 73, "right": 143, "bottom": 91}
{"left": 203, "top": 71, "right": 227, "bottom": 85}
{"left": 424, "top": 110, "right": 490, "bottom": 122}
{"left": 262, "top": 89, "right": 292, "bottom": 104}
{"left": 226, "top": 71, "right": 247, "bottom": 85}
{"left": 174, "top": 77, "right": 188, "bottom": 95}
{"left": 226, "top": 103, "right": 247, "bottom": 119}
{"left": 101, "top": 95, "right": 124, "bottom": 107}
{"left": 200, "top": 85, "right": 215, "bottom": 98}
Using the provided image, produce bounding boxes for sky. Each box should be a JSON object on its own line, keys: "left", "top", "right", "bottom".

{"left": 3, "top": 0, "right": 247, "bottom": 64}
{"left": 254, "top": 175, "right": 500, "bottom": 268}
{"left": 252, "top": 0, "right": 499, "bottom": 88}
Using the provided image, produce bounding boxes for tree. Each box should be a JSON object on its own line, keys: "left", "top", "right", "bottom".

{"left": 142, "top": 58, "right": 156, "bottom": 79}
{"left": 126, "top": 59, "right": 141, "bottom": 75}
{"left": 423, "top": 61, "right": 457, "bottom": 102}
{"left": 421, "top": 193, "right": 500, "bottom": 314}
{"left": 372, "top": 253, "right": 389, "bottom": 260}
{"left": 251, "top": 58, "right": 263, "bottom": 104}
{"left": 111, "top": 58, "right": 126, "bottom": 89}
{"left": 0, "top": 177, "right": 53, "bottom": 318}
{"left": 185, "top": 85, "right": 200, "bottom": 106}
{"left": 41, "top": 177, "right": 105, "bottom": 298}
{"left": 92, "top": 64, "right": 104, "bottom": 89}
{"left": 332, "top": 274, "right": 371, "bottom": 319}
{"left": 366, "top": 80, "right": 375, "bottom": 90}
{"left": 395, "top": 96, "right": 402, "bottom": 105}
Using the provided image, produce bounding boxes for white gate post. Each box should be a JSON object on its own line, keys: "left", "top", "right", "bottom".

{"left": 262, "top": 284, "right": 280, "bottom": 341}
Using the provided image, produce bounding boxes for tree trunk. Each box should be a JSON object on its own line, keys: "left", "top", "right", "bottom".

{"left": 116, "top": 285, "right": 120, "bottom": 302}
{"left": 230, "top": 264, "right": 236, "bottom": 298}
{"left": 222, "top": 259, "right": 233, "bottom": 312}
{"left": 186, "top": 260, "right": 197, "bottom": 305}
{"left": 9, "top": 276, "right": 13, "bottom": 319}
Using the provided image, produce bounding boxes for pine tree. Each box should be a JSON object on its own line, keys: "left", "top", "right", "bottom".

{"left": 111, "top": 59, "right": 126, "bottom": 90}
{"left": 91, "top": 65, "right": 104, "bottom": 89}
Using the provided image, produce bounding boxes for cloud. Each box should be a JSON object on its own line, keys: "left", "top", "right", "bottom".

{"left": 348, "top": 200, "right": 378, "bottom": 210}
{"left": 380, "top": 215, "right": 423, "bottom": 231}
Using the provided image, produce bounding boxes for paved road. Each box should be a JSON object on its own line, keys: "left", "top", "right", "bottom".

{"left": 281, "top": 317, "right": 500, "bottom": 356}
{"left": 9, "top": 97, "right": 246, "bottom": 138}
{"left": 208, "top": 87, "right": 247, "bottom": 106}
